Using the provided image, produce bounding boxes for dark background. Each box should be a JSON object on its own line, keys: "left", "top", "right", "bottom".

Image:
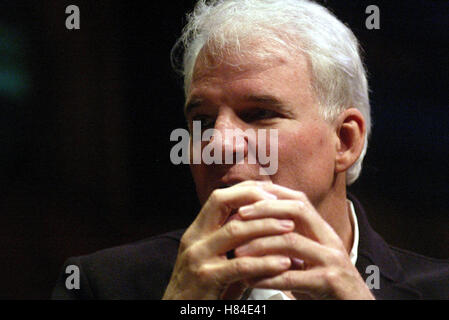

{"left": 0, "top": 0, "right": 447, "bottom": 299}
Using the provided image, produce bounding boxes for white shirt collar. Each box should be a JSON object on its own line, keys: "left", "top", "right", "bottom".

{"left": 247, "top": 199, "right": 359, "bottom": 300}
{"left": 348, "top": 199, "right": 359, "bottom": 266}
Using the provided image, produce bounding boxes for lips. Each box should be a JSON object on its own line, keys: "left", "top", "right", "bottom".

{"left": 217, "top": 181, "right": 241, "bottom": 189}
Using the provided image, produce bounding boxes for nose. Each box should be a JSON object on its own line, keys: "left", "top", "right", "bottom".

{"left": 209, "top": 111, "right": 248, "bottom": 164}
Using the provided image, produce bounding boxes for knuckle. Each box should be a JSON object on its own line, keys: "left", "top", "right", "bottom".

{"left": 182, "top": 246, "right": 195, "bottom": 263}
{"left": 179, "top": 231, "right": 195, "bottom": 251}
{"left": 195, "top": 264, "right": 214, "bottom": 282}
{"left": 327, "top": 248, "right": 347, "bottom": 266}
{"left": 323, "top": 268, "right": 341, "bottom": 287}
{"left": 295, "top": 200, "right": 305, "bottom": 210}
{"left": 283, "top": 232, "right": 299, "bottom": 247}
{"left": 248, "top": 186, "right": 262, "bottom": 198}
{"left": 254, "top": 199, "right": 273, "bottom": 212}
{"left": 295, "top": 190, "right": 307, "bottom": 200}
{"left": 225, "top": 220, "right": 243, "bottom": 237}
{"left": 283, "top": 271, "right": 296, "bottom": 287}
{"left": 179, "top": 236, "right": 189, "bottom": 252}
{"left": 209, "top": 189, "right": 224, "bottom": 204}
{"left": 233, "top": 258, "right": 250, "bottom": 274}
{"left": 250, "top": 186, "right": 269, "bottom": 199}
{"left": 249, "top": 199, "right": 263, "bottom": 213}
{"left": 182, "top": 244, "right": 200, "bottom": 264}
{"left": 208, "top": 189, "right": 229, "bottom": 212}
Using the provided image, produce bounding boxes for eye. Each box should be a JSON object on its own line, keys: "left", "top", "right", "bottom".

{"left": 240, "top": 108, "right": 281, "bottom": 123}
{"left": 191, "top": 115, "right": 215, "bottom": 129}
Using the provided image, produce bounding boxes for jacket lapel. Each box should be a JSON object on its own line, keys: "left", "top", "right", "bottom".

{"left": 348, "top": 193, "right": 422, "bottom": 299}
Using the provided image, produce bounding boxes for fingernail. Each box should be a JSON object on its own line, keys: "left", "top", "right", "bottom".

{"left": 235, "top": 244, "right": 249, "bottom": 256}
{"left": 239, "top": 205, "right": 254, "bottom": 216}
{"left": 279, "top": 256, "right": 291, "bottom": 267}
{"left": 279, "top": 219, "right": 294, "bottom": 230}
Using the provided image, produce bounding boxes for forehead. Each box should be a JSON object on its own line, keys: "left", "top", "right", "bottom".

{"left": 191, "top": 39, "right": 309, "bottom": 80}
{"left": 186, "top": 46, "right": 316, "bottom": 112}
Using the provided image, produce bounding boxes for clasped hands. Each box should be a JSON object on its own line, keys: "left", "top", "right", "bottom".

{"left": 163, "top": 181, "right": 374, "bottom": 300}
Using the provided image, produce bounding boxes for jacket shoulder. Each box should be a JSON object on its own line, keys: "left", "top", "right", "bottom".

{"left": 52, "top": 229, "right": 185, "bottom": 300}
{"left": 390, "top": 246, "right": 449, "bottom": 299}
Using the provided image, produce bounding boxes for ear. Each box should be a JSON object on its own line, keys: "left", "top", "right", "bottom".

{"left": 334, "top": 108, "right": 366, "bottom": 173}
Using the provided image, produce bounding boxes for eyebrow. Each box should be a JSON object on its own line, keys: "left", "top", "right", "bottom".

{"left": 184, "top": 98, "right": 203, "bottom": 117}
{"left": 184, "top": 94, "right": 293, "bottom": 117}
{"left": 244, "top": 94, "right": 285, "bottom": 107}
{"left": 243, "top": 94, "right": 295, "bottom": 117}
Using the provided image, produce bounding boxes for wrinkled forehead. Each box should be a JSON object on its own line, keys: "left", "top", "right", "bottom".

{"left": 184, "top": 41, "right": 318, "bottom": 118}
{"left": 189, "top": 38, "right": 305, "bottom": 88}
{"left": 192, "top": 53, "right": 284, "bottom": 85}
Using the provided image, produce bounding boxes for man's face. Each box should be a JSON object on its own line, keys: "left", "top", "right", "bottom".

{"left": 185, "top": 49, "right": 338, "bottom": 210}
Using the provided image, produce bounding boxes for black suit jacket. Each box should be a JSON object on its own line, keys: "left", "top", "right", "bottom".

{"left": 51, "top": 194, "right": 449, "bottom": 299}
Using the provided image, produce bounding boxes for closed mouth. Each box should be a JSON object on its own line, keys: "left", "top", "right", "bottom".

{"left": 217, "top": 181, "right": 240, "bottom": 189}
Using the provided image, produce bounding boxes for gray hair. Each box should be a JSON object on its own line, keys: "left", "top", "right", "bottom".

{"left": 171, "top": 0, "right": 371, "bottom": 185}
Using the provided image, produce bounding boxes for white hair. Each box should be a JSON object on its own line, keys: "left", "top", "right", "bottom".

{"left": 171, "top": 0, "right": 372, "bottom": 185}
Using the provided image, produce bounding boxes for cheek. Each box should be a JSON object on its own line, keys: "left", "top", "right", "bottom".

{"left": 189, "top": 164, "right": 209, "bottom": 203}
{"left": 278, "top": 126, "right": 322, "bottom": 161}
{"left": 275, "top": 132, "right": 308, "bottom": 171}
{"left": 272, "top": 125, "right": 335, "bottom": 186}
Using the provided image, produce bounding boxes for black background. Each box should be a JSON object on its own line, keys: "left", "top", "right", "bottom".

{"left": 0, "top": 0, "right": 447, "bottom": 299}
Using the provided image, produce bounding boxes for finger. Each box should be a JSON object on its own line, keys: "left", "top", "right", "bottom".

{"left": 209, "top": 255, "right": 292, "bottom": 285}
{"left": 201, "top": 218, "right": 295, "bottom": 255}
{"left": 238, "top": 199, "right": 341, "bottom": 247}
{"left": 254, "top": 184, "right": 342, "bottom": 245}
{"left": 258, "top": 183, "right": 305, "bottom": 200}
{"left": 234, "top": 232, "right": 328, "bottom": 265}
{"left": 192, "top": 182, "right": 277, "bottom": 233}
{"left": 247, "top": 269, "right": 327, "bottom": 293}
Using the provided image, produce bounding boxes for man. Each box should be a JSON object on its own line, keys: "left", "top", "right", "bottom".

{"left": 52, "top": 0, "right": 449, "bottom": 300}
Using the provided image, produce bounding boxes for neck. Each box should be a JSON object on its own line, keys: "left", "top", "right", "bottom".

{"left": 315, "top": 174, "right": 353, "bottom": 254}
